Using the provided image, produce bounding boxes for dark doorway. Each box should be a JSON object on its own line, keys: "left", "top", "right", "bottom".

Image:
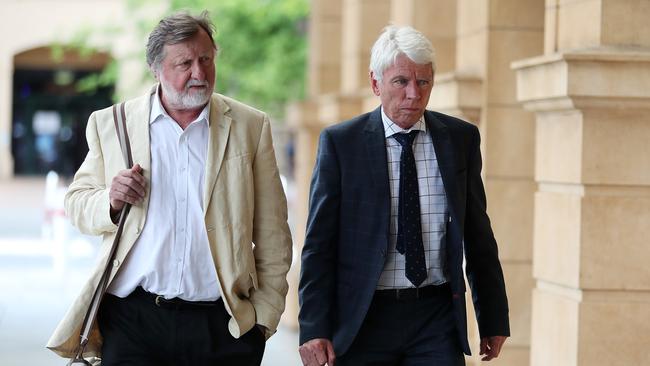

{"left": 12, "top": 47, "right": 114, "bottom": 177}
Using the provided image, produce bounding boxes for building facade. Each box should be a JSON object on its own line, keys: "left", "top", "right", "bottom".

{"left": 287, "top": 1, "right": 650, "bottom": 365}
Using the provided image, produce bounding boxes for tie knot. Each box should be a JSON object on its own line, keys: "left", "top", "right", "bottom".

{"left": 393, "top": 131, "right": 418, "bottom": 148}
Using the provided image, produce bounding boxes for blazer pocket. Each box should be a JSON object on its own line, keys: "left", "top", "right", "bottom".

{"left": 249, "top": 272, "right": 259, "bottom": 290}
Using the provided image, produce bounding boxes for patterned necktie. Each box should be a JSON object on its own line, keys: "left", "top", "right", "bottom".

{"left": 393, "top": 131, "right": 428, "bottom": 287}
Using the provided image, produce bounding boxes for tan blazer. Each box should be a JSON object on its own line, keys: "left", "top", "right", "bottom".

{"left": 47, "top": 88, "right": 293, "bottom": 358}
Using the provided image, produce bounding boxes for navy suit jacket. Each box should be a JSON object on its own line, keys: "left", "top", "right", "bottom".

{"left": 298, "top": 107, "right": 510, "bottom": 356}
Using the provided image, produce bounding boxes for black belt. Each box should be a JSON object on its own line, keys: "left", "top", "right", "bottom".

{"left": 130, "top": 286, "right": 222, "bottom": 310}
{"left": 374, "top": 283, "right": 450, "bottom": 300}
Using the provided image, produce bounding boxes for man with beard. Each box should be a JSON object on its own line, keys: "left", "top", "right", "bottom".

{"left": 47, "top": 11, "right": 292, "bottom": 366}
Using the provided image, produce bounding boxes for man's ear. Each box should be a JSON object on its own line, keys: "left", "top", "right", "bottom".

{"left": 151, "top": 66, "right": 160, "bottom": 81}
{"left": 370, "top": 71, "right": 380, "bottom": 96}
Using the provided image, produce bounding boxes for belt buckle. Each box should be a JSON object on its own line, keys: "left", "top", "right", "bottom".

{"left": 155, "top": 295, "right": 163, "bottom": 307}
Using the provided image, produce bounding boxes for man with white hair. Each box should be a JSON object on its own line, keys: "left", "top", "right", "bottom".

{"left": 298, "top": 25, "right": 509, "bottom": 365}
{"left": 47, "top": 11, "right": 292, "bottom": 366}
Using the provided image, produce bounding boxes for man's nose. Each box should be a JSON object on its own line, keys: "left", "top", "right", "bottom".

{"left": 405, "top": 81, "right": 420, "bottom": 100}
{"left": 191, "top": 62, "right": 206, "bottom": 80}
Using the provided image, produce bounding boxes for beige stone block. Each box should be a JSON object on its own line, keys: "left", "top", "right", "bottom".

{"left": 581, "top": 110, "right": 650, "bottom": 185}
{"left": 476, "top": 346, "right": 529, "bottom": 365}
{"left": 313, "top": 0, "right": 343, "bottom": 18}
{"left": 458, "top": 0, "right": 488, "bottom": 37}
{"left": 415, "top": 0, "right": 457, "bottom": 38}
{"left": 394, "top": 0, "right": 457, "bottom": 65}
{"left": 486, "top": 30, "right": 544, "bottom": 105}
{"left": 513, "top": 56, "right": 569, "bottom": 105}
{"left": 340, "top": 53, "right": 364, "bottom": 94}
{"left": 485, "top": 178, "right": 535, "bottom": 261}
{"left": 534, "top": 110, "right": 582, "bottom": 184}
{"left": 568, "top": 57, "right": 650, "bottom": 100}
{"left": 431, "top": 37, "right": 456, "bottom": 74}
{"left": 311, "top": 64, "right": 342, "bottom": 96}
{"left": 501, "top": 262, "right": 534, "bottom": 346}
{"left": 489, "top": 0, "right": 545, "bottom": 29}
{"left": 390, "top": 0, "right": 415, "bottom": 25}
{"left": 544, "top": 0, "right": 559, "bottom": 54}
{"left": 533, "top": 191, "right": 581, "bottom": 287}
{"left": 362, "top": 93, "right": 380, "bottom": 114}
{"left": 457, "top": 31, "right": 487, "bottom": 77}
{"left": 428, "top": 72, "right": 482, "bottom": 123}
{"left": 530, "top": 287, "right": 579, "bottom": 366}
{"left": 580, "top": 193, "right": 650, "bottom": 290}
{"left": 483, "top": 106, "right": 536, "bottom": 178}
{"left": 340, "top": 0, "right": 391, "bottom": 93}
{"left": 310, "top": 19, "right": 342, "bottom": 64}
{"left": 514, "top": 52, "right": 650, "bottom": 111}
{"left": 359, "top": 0, "right": 392, "bottom": 47}
{"left": 557, "top": 0, "right": 602, "bottom": 51}
{"left": 317, "top": 94, "right": 365, "bottom": 125}
{"left": 602, "top": 0, "right": 650, "bottom": 47}
{"left": 577, "top": 293, "right": 650, "bottom": 365}
{"left": 286, "top": 100, "right": 320, "bottom": 129}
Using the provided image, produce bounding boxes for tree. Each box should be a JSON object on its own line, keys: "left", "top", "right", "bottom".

{"left": 67, "top": 0, "right": 309, "bottom": 119}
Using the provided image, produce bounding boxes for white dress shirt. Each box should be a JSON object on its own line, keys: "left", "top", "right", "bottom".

{"left": 377, "top": 108, "right": 449, "bottom": 289}
{"left": 108, "top": 89, "right": 221, "bottom": 301}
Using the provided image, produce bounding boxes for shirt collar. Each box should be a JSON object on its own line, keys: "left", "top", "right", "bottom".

{"left": 149, "top": 84, "right": 211, "bottom": 126}
{"left": 381, "top": 107, "right": 426, "bottom": 138}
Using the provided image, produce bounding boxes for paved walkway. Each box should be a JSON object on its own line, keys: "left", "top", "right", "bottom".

{"left": 0, "top": 177, "right": 302, "bottom": 366}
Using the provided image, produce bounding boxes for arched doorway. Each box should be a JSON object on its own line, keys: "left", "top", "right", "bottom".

{"left": 12, "top": 46, "right": 114, "bottom": 177}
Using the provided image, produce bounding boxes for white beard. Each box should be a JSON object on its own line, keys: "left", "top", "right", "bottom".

{"left": 160, "top": 77, "right": 212, "bottom": 110}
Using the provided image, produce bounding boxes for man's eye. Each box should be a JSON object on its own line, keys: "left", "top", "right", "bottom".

{"left": 393, "top": 79, "right": 407, "bottom": 86}
{"left": 417, "top": 80, "right": 430, "bottom": 86}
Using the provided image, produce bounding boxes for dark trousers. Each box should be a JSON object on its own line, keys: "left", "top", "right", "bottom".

{"left": 338, "top": 284, "right": 465, "bottom": 366}
{"left": 98, "top": 287, "right": 265, "bottom": 366}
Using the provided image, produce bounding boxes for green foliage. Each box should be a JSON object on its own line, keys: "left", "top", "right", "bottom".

{"left": 170, "top": 0, "right": 308, "bottom": 117}
{"left": 65, "top": 0, "right": 309, "bottom": 118}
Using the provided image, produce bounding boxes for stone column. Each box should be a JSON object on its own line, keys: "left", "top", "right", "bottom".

{"left": 476, "top": 2, "right": 544, "bottom": 363}
{"left": 428, "top": 0, "right": 484, "bottom": 123}
{"left": 429, "top": 1, "right": 544, "bottom": 364}
{"left": 340, "top": 0, "right": 391, "bottom": 95}
{"left": 390, "top": 0, "right": 457, "bottom": 74}
{"left": 514, "top": 0, "right": 650, "bottom": 365}
{"left": 284, "top": 0, "right": 344, "bottom": 329}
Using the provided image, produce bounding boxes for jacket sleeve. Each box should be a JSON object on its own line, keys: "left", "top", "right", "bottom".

{"left": 64, "top": 111, "right": 118, "bottom": 236}
{"left": 248, "top": 114, "right": 293, "bottom": 337}
{"left": 298, "top": 129, "right": 340, "bottom": 345}
{"left": 463, "top": 125, "right": 510, "bottom": 338}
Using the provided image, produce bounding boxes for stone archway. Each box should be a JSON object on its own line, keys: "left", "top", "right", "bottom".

{"left": 11, "top": 46, "right": 114, "bottom": 177}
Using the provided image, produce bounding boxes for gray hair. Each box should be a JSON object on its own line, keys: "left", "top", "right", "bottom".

{"left": 146, "top": 11, "right": 217, "bottom": 70}
{"left": 369, "top": 25, "right": 435, "bottom": 82}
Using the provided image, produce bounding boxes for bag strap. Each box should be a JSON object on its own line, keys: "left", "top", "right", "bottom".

{"left": 71, "top": 102, "right": 132, "bottom": 363}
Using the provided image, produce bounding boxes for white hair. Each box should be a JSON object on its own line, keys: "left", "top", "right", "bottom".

{"left": 369, "top": 25, "right": 435, "bottom": 82}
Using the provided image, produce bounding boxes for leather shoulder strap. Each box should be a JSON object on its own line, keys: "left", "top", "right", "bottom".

{"left": 71, "top": 102, "right": 132, "bottom": 363}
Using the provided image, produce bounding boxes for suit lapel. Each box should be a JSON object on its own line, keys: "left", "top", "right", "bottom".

{"left": 363, "top": 107, "right": 390, "bottom": 193}
{"left": 123, "top": 87, "right": 155, "bottom": 229}
{"left": 425, "top": 111, "right": 460, "bottom": 216}
{"left": 203, "top": 94, "right": 232, "bottom": 211}
{"left": 126, "top": 86, "right": 155, "bottom": 176}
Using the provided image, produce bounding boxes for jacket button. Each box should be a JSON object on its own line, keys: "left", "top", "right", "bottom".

{"left": 113, "top": 259, "right": 120, "bottom": 267}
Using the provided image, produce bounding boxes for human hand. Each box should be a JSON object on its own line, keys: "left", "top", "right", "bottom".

{"left": 480, "top": 335, "right": 507, "bottom": 361}
{"left": 109, "top": 164, "right": 145, "bottom": 214}
{"left": 299, "top": 338, "right": 336, "bottom": 366}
